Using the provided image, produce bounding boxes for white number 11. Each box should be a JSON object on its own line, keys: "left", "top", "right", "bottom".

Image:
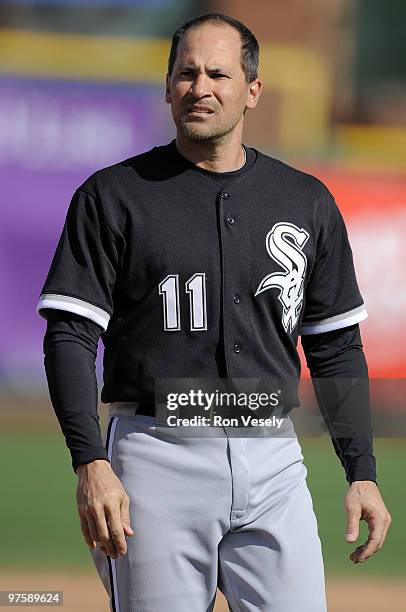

{"left": 159, "top": 273, "right": 207, "bottom": 331}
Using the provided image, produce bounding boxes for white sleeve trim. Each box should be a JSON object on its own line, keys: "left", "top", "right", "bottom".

{"left": 36, "top": 293, "right": 110, "bottom": 332}
{"left": 300, "top": 304, "right": 368, "bottom": 335}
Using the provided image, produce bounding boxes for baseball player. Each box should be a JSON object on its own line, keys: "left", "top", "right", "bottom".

{"left": 37, "top": 13, "right": 391, "bottom": 612}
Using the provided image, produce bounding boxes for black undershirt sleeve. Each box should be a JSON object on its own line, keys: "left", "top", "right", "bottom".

{"left": 42, "top": 309, "right": 110, "bottom": 474}
{"left": 301, "top": 323, "right": 377, "bottom": 485}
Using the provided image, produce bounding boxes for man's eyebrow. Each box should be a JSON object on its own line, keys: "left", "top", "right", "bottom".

{"left": 178, "top": 64, "right": 229, "bottom": 73}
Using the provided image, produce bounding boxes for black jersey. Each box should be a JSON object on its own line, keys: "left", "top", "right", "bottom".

{"left": 37, "top": 140, "right": 367, "bottom": 407}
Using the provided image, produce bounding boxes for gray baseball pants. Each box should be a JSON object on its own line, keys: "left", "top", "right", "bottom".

{"left": 90, "top": 402, "right": 327, "bottom": 612}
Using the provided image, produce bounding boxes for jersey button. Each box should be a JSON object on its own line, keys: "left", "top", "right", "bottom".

{"left": 221, "top": 192, "right": 230, "bottom": 199}
{"left": 233, "top": 294, "right": 240, "bottom": 304}
{"left": 233, "top": 343, "right": 241, "bottom": 353}
{"left": 226, "top": 216, "right": 235, "bottom": 225}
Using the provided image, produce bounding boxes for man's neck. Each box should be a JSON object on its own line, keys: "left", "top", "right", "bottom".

{"left": 175, "top": 136, "right": 246, "bottom": 173}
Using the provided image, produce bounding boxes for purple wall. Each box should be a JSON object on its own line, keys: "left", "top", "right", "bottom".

{"left": 0, "top": 76, "right": 173, "bottom": 390}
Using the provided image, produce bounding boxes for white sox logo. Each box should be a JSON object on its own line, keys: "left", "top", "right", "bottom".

{"left": 255, "top": 222, "right": 310, "bottom": 333}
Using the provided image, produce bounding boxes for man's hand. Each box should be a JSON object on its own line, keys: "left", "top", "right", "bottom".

{"left": 76, "top": 459, "right": 134, "bottom": 559}
{"left": 344, "top": 480, "right": 391, "bottom": 564}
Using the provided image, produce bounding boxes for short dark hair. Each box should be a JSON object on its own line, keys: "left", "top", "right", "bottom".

{"left": 168, "top": 13, "right": 259, "bottom": 83}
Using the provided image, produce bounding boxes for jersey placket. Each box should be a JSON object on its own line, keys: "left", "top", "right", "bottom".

{"left": 217, "top": 187, "right": 252, "bottom": 381}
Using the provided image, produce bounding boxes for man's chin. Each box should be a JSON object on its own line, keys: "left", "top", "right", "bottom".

{"left": 180, "top": 126, "right": 214, "bottom": 141}
{"left": 178, "top": 123, "right": 221, "bottom": 143}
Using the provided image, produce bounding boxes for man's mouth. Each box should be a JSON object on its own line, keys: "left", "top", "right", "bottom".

{"left": 187, "top": 107, "right": 214, "bottom": 114}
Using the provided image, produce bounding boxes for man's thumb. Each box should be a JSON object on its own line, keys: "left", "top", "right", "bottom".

{"left": 346, "top": 510, "right": 360, "bottom": 542}
{"left": 124, "top": 523, "right": 134, "bottom": 536}
{"left": 121, "top": 506, "right": 134, "bottom": 535}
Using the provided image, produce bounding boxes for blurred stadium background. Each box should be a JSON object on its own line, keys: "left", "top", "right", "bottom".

{"left": 0, "top": 0, "right": 405, "bottom": 610}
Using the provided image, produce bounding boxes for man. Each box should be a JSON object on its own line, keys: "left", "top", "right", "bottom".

{"left": 37, "top": 13, "right": 391, "bottom": 612}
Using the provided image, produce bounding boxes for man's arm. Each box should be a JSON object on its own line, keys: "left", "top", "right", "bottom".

{"left": 43, "top": 309, "right": 134, "bottom": 558}
{"left": 301, "top": 323, "right": 376, "bottom": 484}
{"left": 301, "top": 323, "right": 391, "bottom": 563}
{"left": 43, "top": 309, "right": 109, "bottom": 472}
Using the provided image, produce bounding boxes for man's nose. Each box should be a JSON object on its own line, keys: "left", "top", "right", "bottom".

{"left": 190, "top": 73, "right": 211, "bottom": 98}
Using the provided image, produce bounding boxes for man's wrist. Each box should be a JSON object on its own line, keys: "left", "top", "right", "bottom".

{"left": 349, "top": 479, "right": 378, "bottom": 487}
{"left": 75, "top": 458, "right": 111, "bottom": 475}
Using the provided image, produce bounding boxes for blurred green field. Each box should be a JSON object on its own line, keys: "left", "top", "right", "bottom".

{"left": 0, "top": 421, "right": 404, "bottom": 577}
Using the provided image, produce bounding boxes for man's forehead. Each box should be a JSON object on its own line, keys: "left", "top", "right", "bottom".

{"left": 177, "top": 24, "right": 241, "bottom": 57}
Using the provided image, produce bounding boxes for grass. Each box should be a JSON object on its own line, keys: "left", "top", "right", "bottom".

{"left": 0, "top": 426, "right": 90, "bottom": 568}
{"left": 301, "top": 436, "right": 406, "bottom": 576}
{"left": 0, "top": 424, "right": 404, "bottom": 576}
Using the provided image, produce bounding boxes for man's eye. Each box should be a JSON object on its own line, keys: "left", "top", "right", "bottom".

{"left": 212, "top": 74, "right": 226, "bottom": 78}
{"left": 180, "top": 71, "right": 193, "bottom": 76}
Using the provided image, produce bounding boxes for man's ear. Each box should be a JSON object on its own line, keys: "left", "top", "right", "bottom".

{"left": 246, "top": 78, "right": 263, "bottom": 110}
{"left": 165, "top": 73, "right": 171, "bottom": 103}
